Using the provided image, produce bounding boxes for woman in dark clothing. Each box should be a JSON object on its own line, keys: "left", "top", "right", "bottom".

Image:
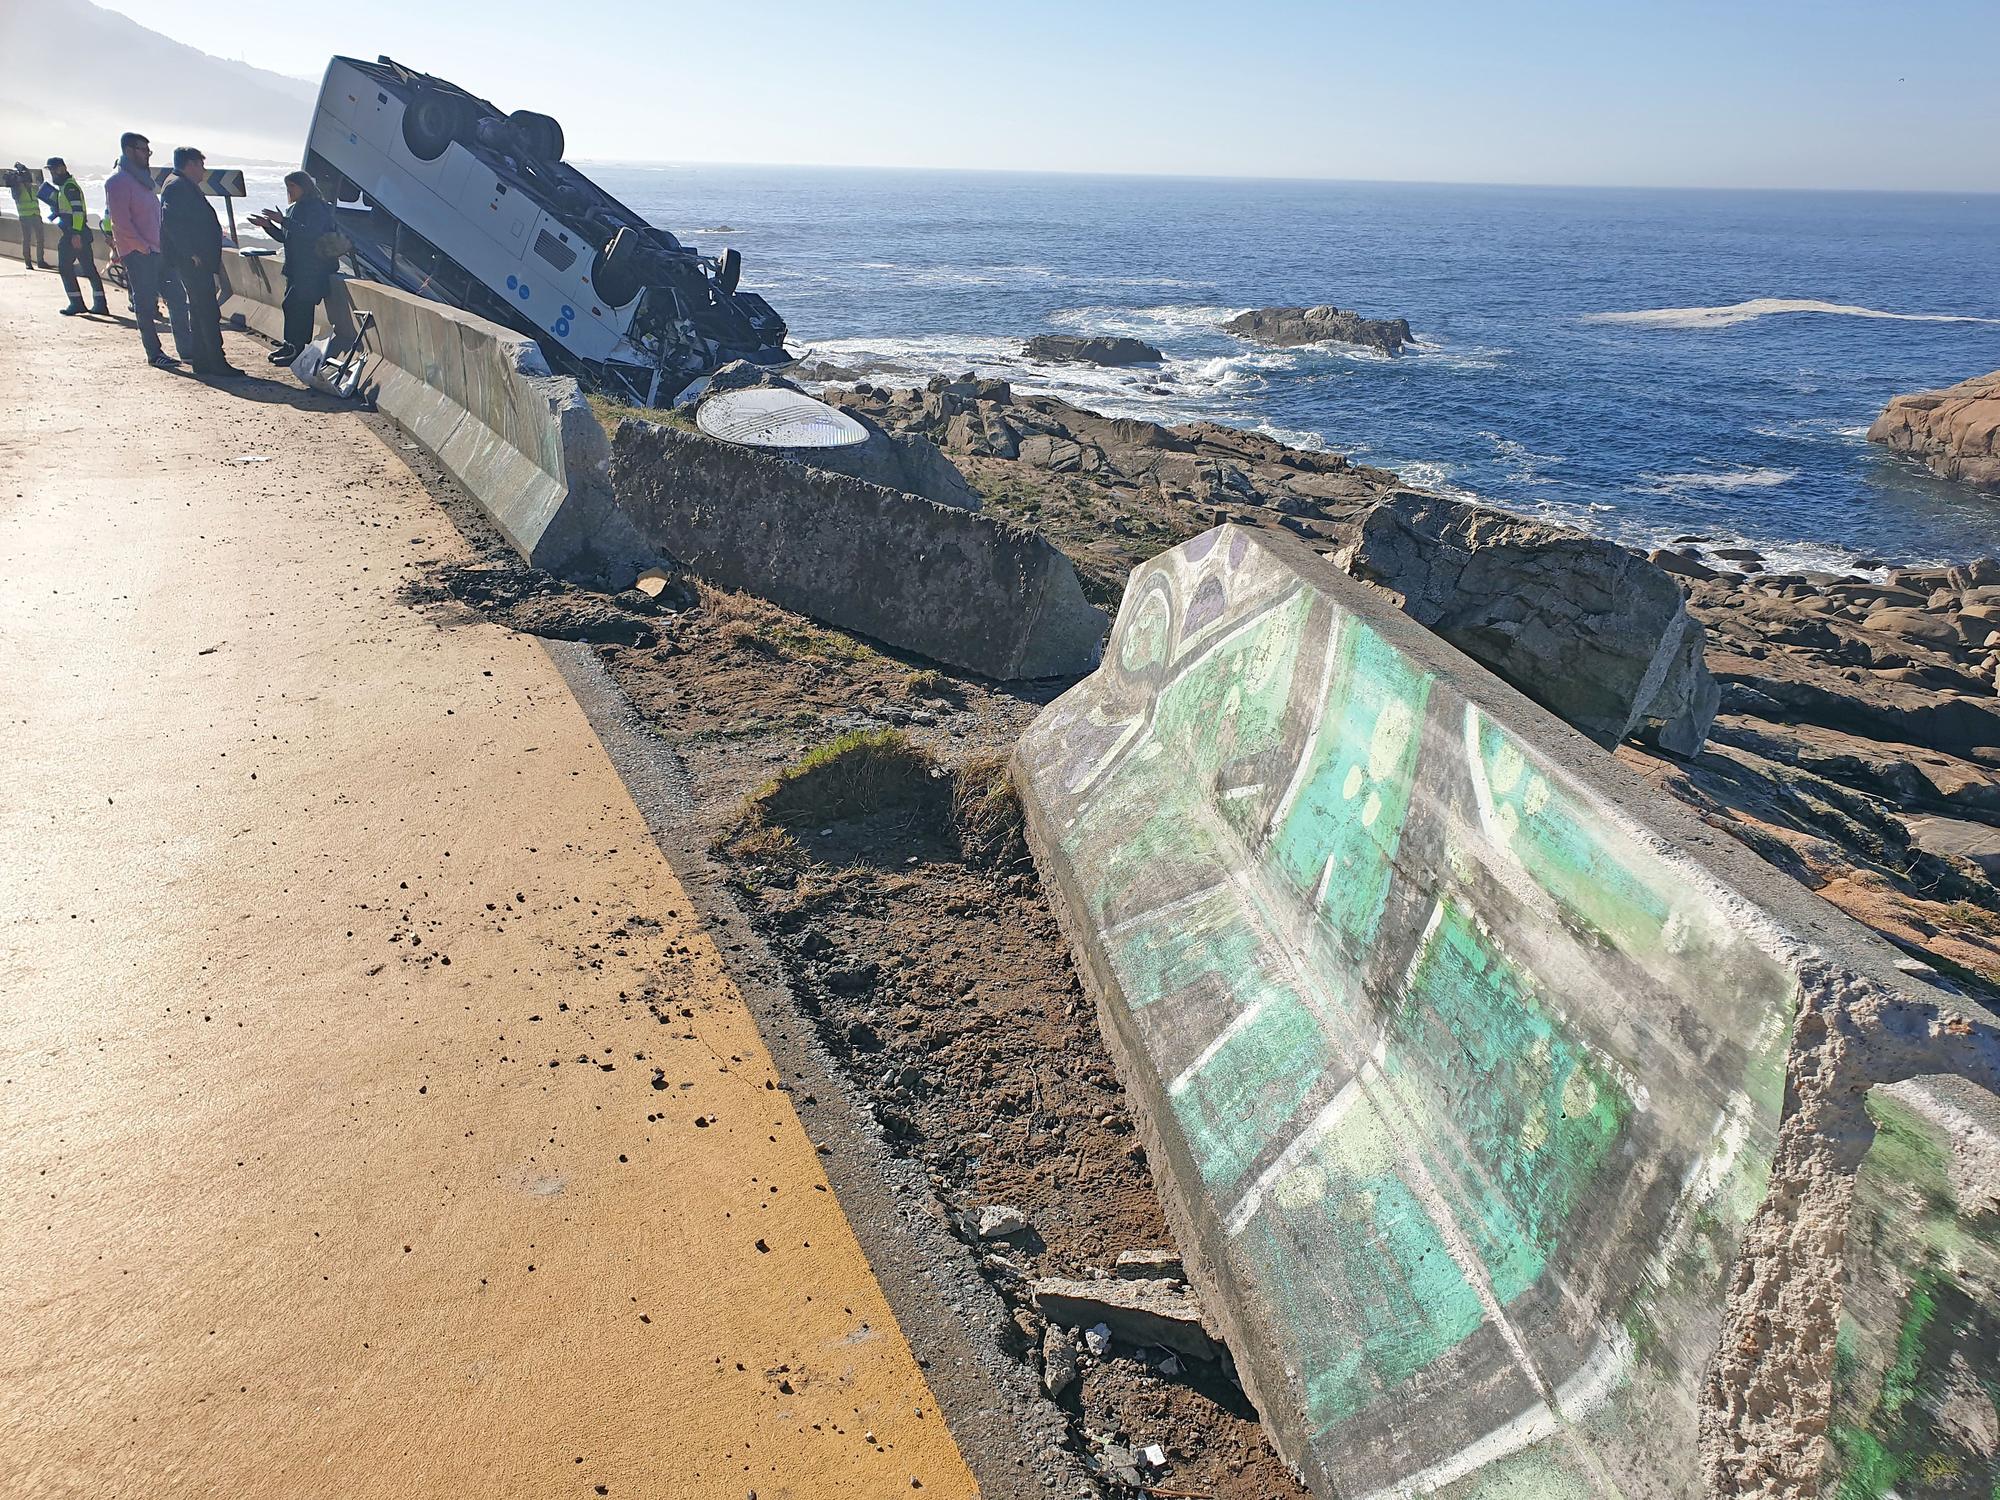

{"left": 248, "top": 171, "right": 343, "bottom": 364}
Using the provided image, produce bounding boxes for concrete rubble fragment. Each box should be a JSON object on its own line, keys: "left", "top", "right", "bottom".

{"left": 969, "top": 1204, "right": 1029, "bottom": 1240}
{"left": 1040, "top": 1324, "right": 1081, "bottom": 1399}
{"left": 1029, "top": 1276, "right": 1223, "bottom": 1364}
{"left": 1111, "top": 1248, "right": 1184, "bottom": 1280}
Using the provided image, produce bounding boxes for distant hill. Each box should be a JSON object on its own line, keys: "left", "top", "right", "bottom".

{"left": 0, "top": 0, "right": 316, "bottom": 170}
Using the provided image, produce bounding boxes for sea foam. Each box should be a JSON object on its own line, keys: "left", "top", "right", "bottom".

{"left": 1585, "top": 297, "right": 2000, "bottom": 330}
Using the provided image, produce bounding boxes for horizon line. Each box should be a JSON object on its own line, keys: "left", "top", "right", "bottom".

{"left": 175, "top": 143, "right": 2000, "bottom": 199}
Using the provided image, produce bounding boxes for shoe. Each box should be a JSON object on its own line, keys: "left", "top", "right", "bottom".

{"left": 268, "top": 345, "right": 300, "bottom": 365}
{"left": 90, "top": 302, "right": 109, "bottom": 315}
{"left": 197, "top": 363, "right": 248, "bottom": 380}
{"left": 59, "top": 302, "right": 85, "bottom": 315}
{"left": 37, "top": 261, "right": 54, "bottom": 270}
{"left": 149, "top": 353, "right": 180, "bottom": 369}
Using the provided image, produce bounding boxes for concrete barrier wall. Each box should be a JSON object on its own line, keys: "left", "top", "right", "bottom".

{"left": 1014, "top": 524, "right": 2000, "bottom": 1497}
{"left": 2, "top": 211, "right": 115, "bottom": 273}
{"left": 611, "top": 419, "right": 1107, "bottom": 680}
{"left": 218, "top": 247, "right": 640, "bottom": 586}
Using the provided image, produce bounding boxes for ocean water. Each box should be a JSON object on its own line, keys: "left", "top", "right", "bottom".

{"left": 201, "top": 162, "right": 2000, "bottom": 569}
{"left": 593, "top": 166, "right": 2000, "bottom": 572}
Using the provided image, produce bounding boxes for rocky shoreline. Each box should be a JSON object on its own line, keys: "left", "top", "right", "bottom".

{"left": 1869, "top": 367, "right": 2000, "bottom": 490}
{"left": 822, "top": 374, "right": 2000, "bottom": 989}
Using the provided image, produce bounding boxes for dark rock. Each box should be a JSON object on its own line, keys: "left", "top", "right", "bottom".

{"left": 1346, "top": 491, "right": 1719, "bottom": 752}
{"left": 1650, "top": 547, "right": 1719, "bottom": 582}
{"left": 1021, "top": 335, "right": 1164, "bottom": 367}
{"left": 1222, "top": 304, "right": 1413, "bottom": 355}
{"left": 827, "top": 962, "right": 879, "bottom": 995}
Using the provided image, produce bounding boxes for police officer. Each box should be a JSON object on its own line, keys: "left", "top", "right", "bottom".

{"left": 9, "top": 164, "right": 50, "bottom": 270}
{"left": 47, "top": 157, "right": 108, "bottom": 316}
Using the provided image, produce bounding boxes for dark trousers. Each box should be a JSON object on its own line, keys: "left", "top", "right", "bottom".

{"left": 124, "top": 250, "right": 183, "bottom": 360}
{"left": 159, "top": 264, "right": 193, "bottom": 358}
{"left": 281, "top": 280, "right": 326, "bottom": 351}
{"left": 172, "top": 256, "right": 226, "bottom": 371}
{"left": 57, "top": 228, "right": 105, "bottom": 307}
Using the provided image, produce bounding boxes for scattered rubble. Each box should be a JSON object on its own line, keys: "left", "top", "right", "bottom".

{"left": 1031, "top": 1275, "right": 1224, "bottom": 1364}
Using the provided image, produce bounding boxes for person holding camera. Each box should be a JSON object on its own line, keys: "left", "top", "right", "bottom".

{"left": 46, "top": 158, "right": 107, "bottom": 316}
{"left": 8, "top": 165, "right": 51, "bottom": 270}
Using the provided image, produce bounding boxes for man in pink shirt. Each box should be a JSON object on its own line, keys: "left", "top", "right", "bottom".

{"left": 105, "top": 131, "right": 190, "bottom": 369}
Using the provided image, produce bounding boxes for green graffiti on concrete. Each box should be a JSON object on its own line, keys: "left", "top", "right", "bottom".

{"left": 1379, "top": 903, "right": 1632, "bottom": 1309}
{"left": 1268, "top": 618, "right": 1432, "bottom": 952}
{"left": 1824, "top": 1089, "right": 2000, "bottom": 1500}
{"left": 1011, "top": 526, "right": 1979, "bottom": 1498}
{"left": 1241, "top": 1088, "right": 1492, "bottom": 1431}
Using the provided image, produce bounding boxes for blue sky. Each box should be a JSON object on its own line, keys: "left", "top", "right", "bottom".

{"left": 106, "top": 0, "right": 2000, "bottom": 190}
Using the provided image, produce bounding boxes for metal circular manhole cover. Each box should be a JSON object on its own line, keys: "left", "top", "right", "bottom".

{"left": 695, "top": 388, "right": 869, "bottom": 449}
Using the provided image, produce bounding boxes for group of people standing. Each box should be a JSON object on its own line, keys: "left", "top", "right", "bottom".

{"left": 11, "top": 131, "right": 354, "bottom": 380}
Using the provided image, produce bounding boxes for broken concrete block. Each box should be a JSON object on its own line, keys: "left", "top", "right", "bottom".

{"left": 1040, "top": 1324, "right": 1080, "bottom": 1399}
{"left": 610, "top": 420, "right": 1107, "bottom": 680}
{"left": 970, "top": 1204, "right": 1029, "bottom": 1240}
{"left": 1013, "top": 523, "right": 2000, "bottom": 1498}
{"left": 1347, "top": 489, "right": 1719, "bottom": 752}
{"left": 1030, "top": 1276, "right": 1222, "bottom": 1364}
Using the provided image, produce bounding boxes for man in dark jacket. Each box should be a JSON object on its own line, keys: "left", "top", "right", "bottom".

{"left": 160, "top": 146, "right": 241, "bottom": 378}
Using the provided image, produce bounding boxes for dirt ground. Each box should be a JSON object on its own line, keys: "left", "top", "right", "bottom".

{"left": 402, "top": 534, "right": 1311, "bottom": 1497}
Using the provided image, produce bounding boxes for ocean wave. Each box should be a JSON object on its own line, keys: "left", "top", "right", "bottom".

{"left": 1749, "top": 416, "right": 1876, "bottom": 442}
{"left": 1635, "top": 466, "right": 1798, "bottom": 493}
{"left": 1585, "top": 297, "right": 2000, "bottom": 330}
{"left": 1046, "top": 303, "right": 1248, "bottom": 338}
{"left": 1390, "top": 459, "right": 1483, "bottom": 504}
{"left": 1406, "top": 338, "right": 1510, "bottom": 371}
{"left": 1480, "top": 430, "right": 1566, "bottom": 486}
{"left": 843, "top": 261, "right": 1056, "bottom": 287}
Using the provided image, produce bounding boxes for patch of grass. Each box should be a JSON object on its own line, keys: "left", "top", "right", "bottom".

{"left": 950, "top": 751, "right": 1029, "bottom": 868}
{"left": 1943, "top": 900, "right": 2000, "bottom": 937}
{"left": 697, "top": 582, "right": 874, "bottom": 664}
{"left": 752, "top": 728, "right": 943, "bottom": 828}
{"left": 724, "top": 822, "right": 806, "bottom": 869}
{"left": 587, "top": 393, "right": 696, "bottom": 438}
{"left": 903, "top": 668, "right": 955, "bottom": 699}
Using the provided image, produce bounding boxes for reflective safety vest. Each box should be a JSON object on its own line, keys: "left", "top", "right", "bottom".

{"left": 53, "top": 177, "right": 87, "bottom": 232}
{"left": 9, "top": 182, "right": 34, "bottom": 217}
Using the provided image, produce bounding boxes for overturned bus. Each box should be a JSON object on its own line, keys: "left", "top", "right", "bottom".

{"left": 304, "top": 55, "right": 789, "bottom": 405}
